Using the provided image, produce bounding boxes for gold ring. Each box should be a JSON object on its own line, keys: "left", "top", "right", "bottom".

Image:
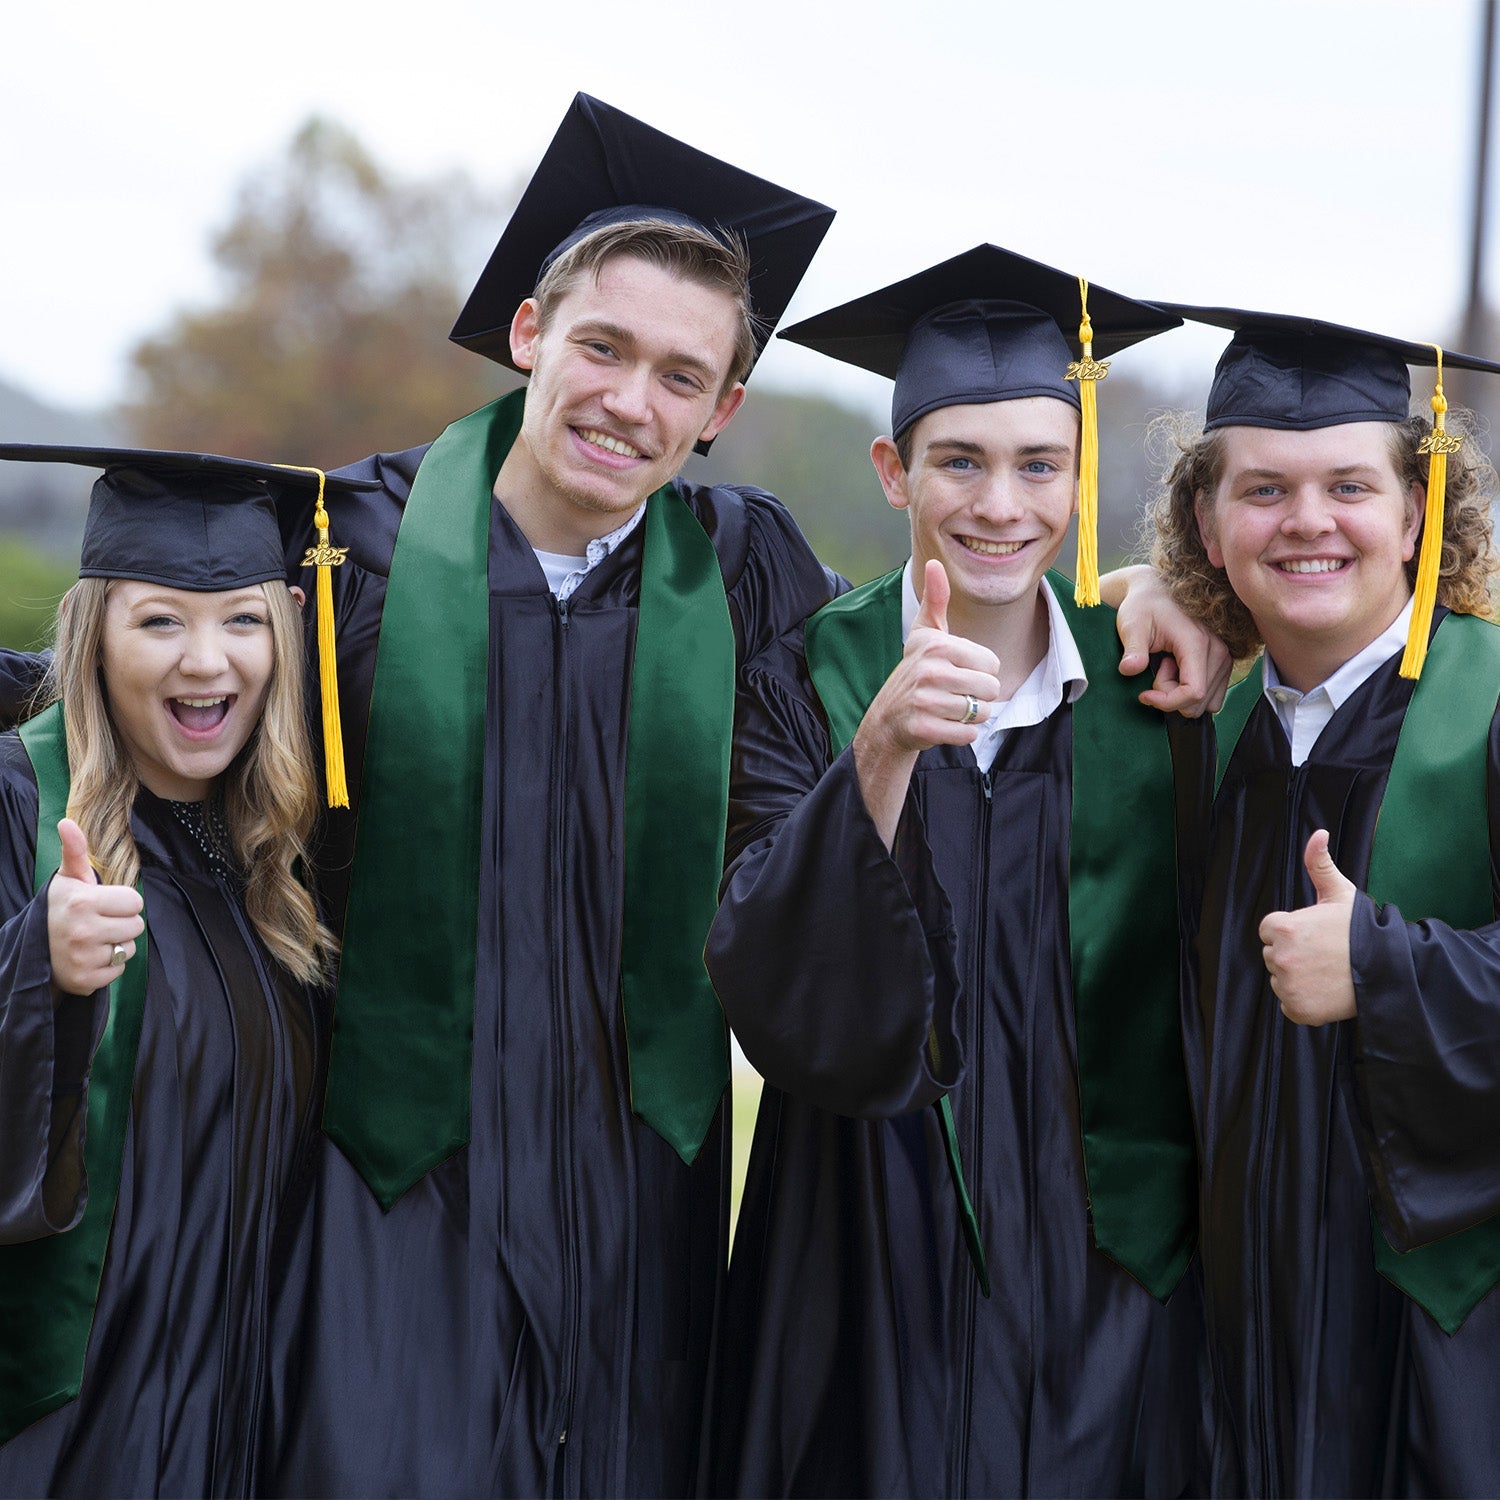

{"left": 961, "top": 694, "right": 981, "bottom": 726}
{"left": 110, "top": 943, "right": 128, "bottom": 967}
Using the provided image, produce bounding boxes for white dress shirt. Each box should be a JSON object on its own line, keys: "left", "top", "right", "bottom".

{"left": 900, "top": 560, "right": 1088, "bottom": 773}
{"left": 1262, "top": 599, "right": 1414, "bottom": 766}
{"left": 531, "top": 503, "right": 647, "bottom": 601}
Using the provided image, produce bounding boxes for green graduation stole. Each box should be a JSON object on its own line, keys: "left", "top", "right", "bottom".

{"left": 325, "top": 391, "right": 734, "bottom": 1209}
{"left": 1213, "top": 611, "right": 1500, "bottom": 1333}
{"left": 0, "top": 702, "right": 149, "bottom": 1446}
{"left": 805, "top": 568, "right": 1195, "bottom": 1301}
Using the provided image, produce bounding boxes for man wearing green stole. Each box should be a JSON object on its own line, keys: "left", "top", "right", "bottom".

{"left": 1146, "top": 305, "right": 1500, "bottom": 1496}
{"left": 702, "top": 246, "right": 1209, "bottom": 1498}
{"left": 263, "top": 95, "right": 840, "bottom": 1498}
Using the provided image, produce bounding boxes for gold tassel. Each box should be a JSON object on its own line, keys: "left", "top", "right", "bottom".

{"left": 1399, "top": 346, "right": 1462, "bottom": 680}
{"left": 281, "top": 465, "right": 350, "bottom": 807}
{"left": 1065, "top": 275, "right": 1110, "bottom": 606}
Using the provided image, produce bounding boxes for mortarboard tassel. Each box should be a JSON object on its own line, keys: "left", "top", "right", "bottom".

{"left": 283, "top": 466, "right": 350, "bottom": 807}
{"left": 1400, "top": 346, "right": 1462, "bottom": 680}
{"left": 1066, "top": 276, "right": 1110, "bottom": 606}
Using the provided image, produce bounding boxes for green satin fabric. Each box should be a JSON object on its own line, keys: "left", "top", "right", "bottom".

{"left": 805, "top": 569, "right": 1191, "bottom": 1299}
{"left": 620, "top": 491, "right": 734, "bottom": 1163}
{"left": 1056, "top": 587, "right": 1195, "bottom": 1300}
{"left": 1363, "top": 616, "right": 1500, "bottom": 1332}
{"left": 326, "top": 390, "right": 736, "bottom": 1206}
{"left": 323, "top": 396, "right": 509, "bottom": 1209}
{"left": 1213, "top": 613, "right": 1500, "bottom": 1333}
{"left": 0, "top": 702, "right": 149, "bottom": 1445}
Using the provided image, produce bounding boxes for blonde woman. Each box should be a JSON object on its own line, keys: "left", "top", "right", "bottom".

{"left": 0, "top": 447, "right": 366, "bottom": 1497}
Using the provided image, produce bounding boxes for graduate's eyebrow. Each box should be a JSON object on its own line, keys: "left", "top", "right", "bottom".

{"left": 923, "top": 439, "right": 1072, "bottom": 461}
{"left": 924, "top": 439, "right": 987, "bottom": 459}
{"left": 571, "top": 318, "right": 720, "bottom": 382}
{"left": 1230, "top": 464, "right": 1385, "bottom": 483}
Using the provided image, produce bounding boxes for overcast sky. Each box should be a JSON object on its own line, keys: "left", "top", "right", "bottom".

{"left": 2, "top": 0, "right": 1493, "bottom": 423}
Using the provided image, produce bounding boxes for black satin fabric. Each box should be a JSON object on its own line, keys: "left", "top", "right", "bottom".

{"left": 0, "top": 740, "right": 324, "bottom": 1499}
{"left": 268, "top": 449, "right": 835, "bottom": 1498}
{"left": 702, "top": 631, "right": 1207, "bottom": 1499}
{"left": 1178, "top": 648, "right": 1500, "bottom": 1497}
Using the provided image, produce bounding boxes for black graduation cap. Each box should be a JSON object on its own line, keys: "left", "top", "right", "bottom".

{"left": 778, "top": 243, "right": 1182, "bottom": 440}
{"left": 449, "top": 92, "right": 835, "bottom": 385}
{"left": 0, "top": 445, "right": 378, "bottom": 591}
{"left": 1151, "top": 303, "right": 1500, "bottom": 431}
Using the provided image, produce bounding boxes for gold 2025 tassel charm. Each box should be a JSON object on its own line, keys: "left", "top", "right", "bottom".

{"left": 1400, "top": 346, "right": 1463, "bottom": 680}
{"left": 1065, "top": 275, "right": 1110, "bottom": 607}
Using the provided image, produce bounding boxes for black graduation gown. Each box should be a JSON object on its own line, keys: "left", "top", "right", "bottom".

{"left": 703, "top": 628, "right": 1206, "bottom": 1499}
{"left": 0, "top": 739, "right": 324, "bottom": 1499}
{"left": 1179, "top": 648, "right": 1500, "bottom": 1497}
{"left": 269, "top": 445, "right": 835, "bottom": 1499}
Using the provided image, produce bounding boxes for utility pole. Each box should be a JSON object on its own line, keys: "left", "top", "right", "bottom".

{"left": 1460, "top": 0, "right": 1496, "bottom": 376}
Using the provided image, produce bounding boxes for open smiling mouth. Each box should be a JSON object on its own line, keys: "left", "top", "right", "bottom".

{"left": 1276, "top": 559, "right": 1350, "bottom": 574}
{"left": 959, "top": 536, "right": 1026, "bottom": 557}
{"left": 576, "top": 428, "right": 644, "bottom": 460}
{"left": 168, "top": 696, "right": 231, "bottom": 732}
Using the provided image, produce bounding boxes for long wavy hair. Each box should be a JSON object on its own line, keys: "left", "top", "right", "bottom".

{"left": 1144, "top": 409, "right": 1500, "bottom": 660}
{"left": 42, "top": 578, "right": 337, "bottom": 985}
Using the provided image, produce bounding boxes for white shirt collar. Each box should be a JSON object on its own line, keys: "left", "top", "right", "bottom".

{"left": 532, "top": 503, "right": 647, "bottom": 601}
{"left": 900, "top": 560, "right": 1087, "bottom": 771}
{"left": 1261, "top": 597, "right": 1413, "bottom": 764}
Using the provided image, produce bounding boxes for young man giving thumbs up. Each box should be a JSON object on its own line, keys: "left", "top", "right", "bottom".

{"left": 702, "top": 248, "right": 1215, "bottom": 1498}
{"left": 1148, "top": 307, "right": 1500, "bottom": 1496}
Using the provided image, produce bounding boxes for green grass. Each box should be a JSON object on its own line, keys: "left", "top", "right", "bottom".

{"left": 729, "top": 1066, "right": 763, "bottom": 1248}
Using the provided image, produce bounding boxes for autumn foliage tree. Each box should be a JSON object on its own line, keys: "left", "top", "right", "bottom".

{"left": 122, "top": 119, "right": 514, "bottom": 468}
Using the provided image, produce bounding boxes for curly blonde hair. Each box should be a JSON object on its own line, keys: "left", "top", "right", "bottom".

{"left": 44, "top": 578, "right": 337, "bottom": 985}
{"left": 1144, "top": 409, "right": 1499, "bottom": 660}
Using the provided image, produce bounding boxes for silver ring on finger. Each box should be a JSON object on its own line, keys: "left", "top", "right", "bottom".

{"left": 960, "top": 693, "right": 981, "bottom": 726}
{"left": 110, "top": 942, "right": 128, "bottom": 968}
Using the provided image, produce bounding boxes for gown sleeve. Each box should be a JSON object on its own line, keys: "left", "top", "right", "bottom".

{"left": 1347, "top": 706, "right": 1500, "bottom": 1250}
{"left": 706, "top": 632, "right": 964, "bottom": 1120}
{"left": 0, "top": 649, "right": 51, "bottom": 731}
{"left": 0, "top": 741, "right": 110, "bottom": 1242}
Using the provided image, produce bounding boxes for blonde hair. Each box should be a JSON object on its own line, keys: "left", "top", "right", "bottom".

{"left": 1144, "top": 409, "right": 1500, "bottom": 660}
{"left": 44, "top": 578, "right": 337, "bottom": 985}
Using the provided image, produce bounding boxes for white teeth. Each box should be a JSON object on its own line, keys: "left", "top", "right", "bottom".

{"left": 1279, "top": 559, "right": 1347, "bottom": 574}
{"left": 962, "top": 537, "right": 1025, "bottom": 556}
{"left": 578, "top": 429, "right": 642, "bottom": 459}
{"left": 175, "top": 697, "right": 227, "bottom": 707}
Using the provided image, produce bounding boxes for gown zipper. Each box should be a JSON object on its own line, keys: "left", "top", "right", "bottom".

{"left": 550, "top": 592, "right": 581, "bottom": 1491}
{"left": 956, "top": 766, "right": 993, "bottom": 1496}
{"left": 1253, "top": 759, "right": 1308, "bottom": 1489}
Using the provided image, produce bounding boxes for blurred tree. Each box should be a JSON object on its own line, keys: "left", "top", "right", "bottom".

{"left": 121, "top": 118, "right": 514, "bottom": 468}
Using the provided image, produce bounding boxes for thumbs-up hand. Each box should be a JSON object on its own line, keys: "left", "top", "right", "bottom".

{"left": 47, "top": 818, "right": 145, "bottom": 997}
{"left": 910, "top": 556, "right": 951, "bottom": 636}
{"left": 1257, "top": 829, "right": 1358, "bottom": 1026}
{"left": 860, "top": 560, "right": 1002, "bottom": 758}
